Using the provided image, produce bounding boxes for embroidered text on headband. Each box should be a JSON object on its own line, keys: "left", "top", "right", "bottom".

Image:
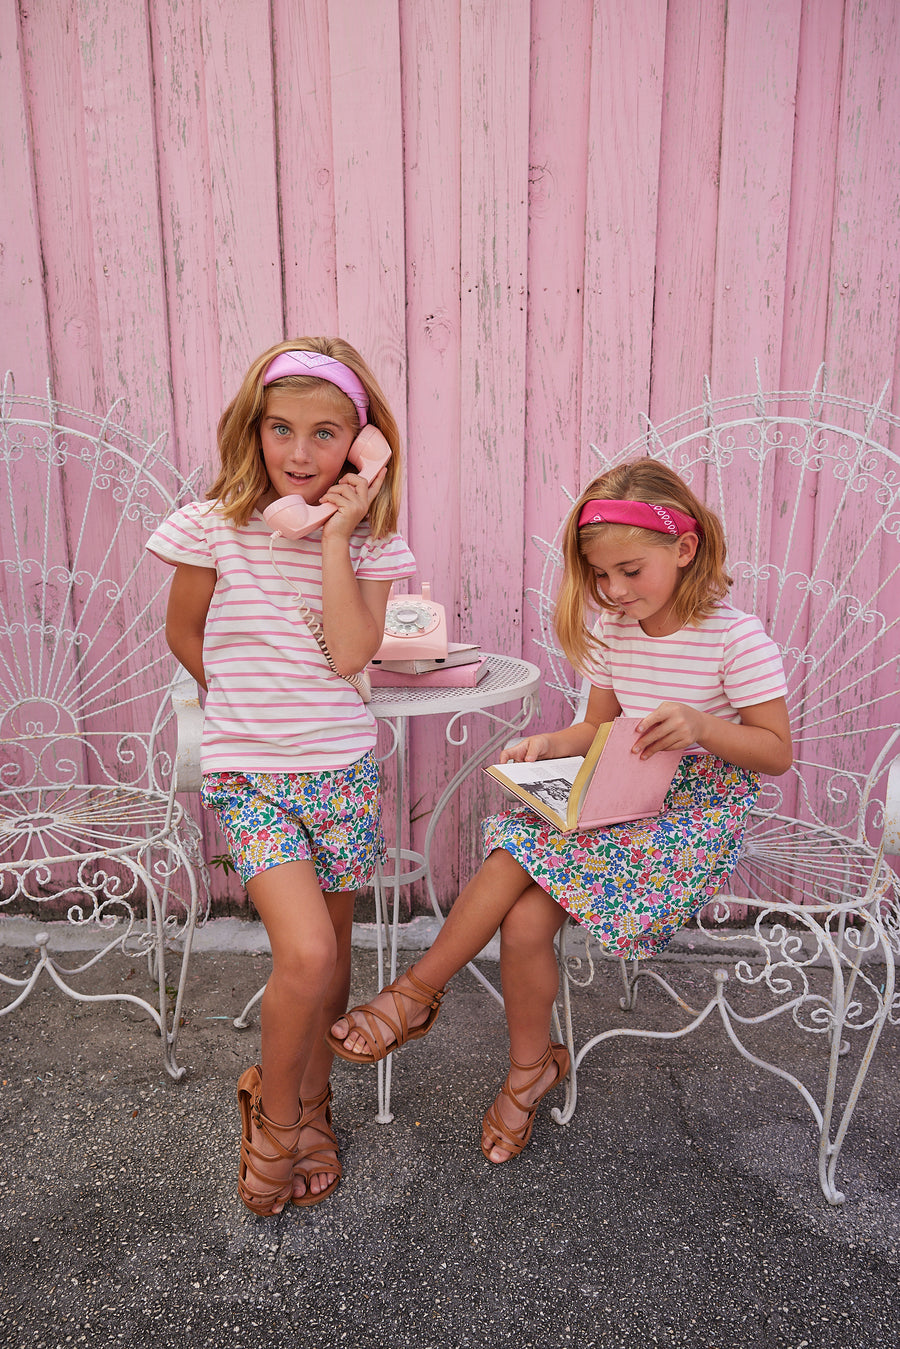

{"left": 262, "top": 350, "right": 369, "bottom": 426}
{"left": 577, "top": 499, "right": 699, "bottom": 536}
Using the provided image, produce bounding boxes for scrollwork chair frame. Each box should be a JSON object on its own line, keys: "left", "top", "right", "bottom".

{"left": 530, "top": 370, "right": 900, "bottom": 1204}
{"left": 0, "top": 377, "right": 210, "bottom": 1080}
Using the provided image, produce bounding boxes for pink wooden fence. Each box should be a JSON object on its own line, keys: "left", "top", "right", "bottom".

{"left": 2, "top": 0, "right": 899, "bottom": 910}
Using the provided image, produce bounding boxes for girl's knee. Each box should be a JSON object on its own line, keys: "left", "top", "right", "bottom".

{"left": 500, "top": 887, "right": 562, "bottom": 954}
{"left": 270, "top": 930, "right": 338, "bottom": 997}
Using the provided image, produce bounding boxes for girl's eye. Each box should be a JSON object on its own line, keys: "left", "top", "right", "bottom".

{"left": 624, "top": 570, "right": 640, "bottom": 579}
{"left": 315, "top": 428, "right": 334, "bottom": 441}
{"left": 273, "top": 424, "right": 291, "bottom": 437}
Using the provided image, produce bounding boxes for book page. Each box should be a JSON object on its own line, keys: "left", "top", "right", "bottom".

{"left": 487, "top": 757, "right": 583, "bottom": 818}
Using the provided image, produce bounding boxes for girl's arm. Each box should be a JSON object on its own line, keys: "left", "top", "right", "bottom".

{"left": 164, "top": 563, "right": 217, "bottom": 691}
{"left": 319, "top": 467, "right": 392, "bottom": 673}
{"left": 500, "top": 684, "right": 622, "bottom": 763}
{"left": 634, "top": 697, "right": 793, "bottom": 776}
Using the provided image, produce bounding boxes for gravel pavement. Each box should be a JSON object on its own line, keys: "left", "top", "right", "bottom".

{"left": 1, "top": 930, "right": 898, "bottom": 1349}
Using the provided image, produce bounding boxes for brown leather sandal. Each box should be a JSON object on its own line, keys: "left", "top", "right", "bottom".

{"left": 292, "top": 1083, "right": 342, "bottom": 1207}
{"left": 324, "top": 966, "right": 446, "bottom": 1064}
{"left": 237, "top": 1064, "right": 302, "bottom": 1216}
{"left": 480, "top": 1042, "right": 570, "bottom": 1163}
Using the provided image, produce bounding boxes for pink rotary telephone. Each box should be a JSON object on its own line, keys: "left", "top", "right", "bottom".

{"left": 373, "top": 582, "right": 448, "bottom": 661}
{"left": 262, "top": 425, "right": 392, "bottom": 540}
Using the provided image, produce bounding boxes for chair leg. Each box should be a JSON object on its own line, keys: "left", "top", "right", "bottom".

{"left": 551, "top": 921, "right": 578, "bottom": 1125}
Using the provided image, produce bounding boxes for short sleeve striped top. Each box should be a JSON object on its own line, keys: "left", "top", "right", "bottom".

{"left": 584, "top": 603, "right": 787, "bottom": 722}
{"left": 146, "top": 501, "right": 416, "bottom": 772}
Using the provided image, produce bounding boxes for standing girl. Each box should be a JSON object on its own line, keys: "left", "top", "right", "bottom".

{"left": 148, "top": 338, "right": 415, "bottom": 1214}
{"left": 327, "top": 460, "right": 792, "bottom": 1164}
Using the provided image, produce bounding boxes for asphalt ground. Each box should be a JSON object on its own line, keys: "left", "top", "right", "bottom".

{"left": 1, "top": 930, "right": 899, "bottom": 1349}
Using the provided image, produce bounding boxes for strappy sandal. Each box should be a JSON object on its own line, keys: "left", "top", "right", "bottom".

{"left": 237, "top": 1064, "right": 302, "bottom": 1216}
{"left": 480, "top": 1042, "right": 570, "bottom": 1164}
{"left": 292, "top": 1083, "right": 342, "bottom": 1207}
{"left": 324, "top": 966, "right": 446, "bottom": 1064}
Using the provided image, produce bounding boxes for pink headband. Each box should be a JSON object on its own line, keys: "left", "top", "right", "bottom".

{"left": 577, "top": 499, "right": 699, "bottom": 536}
{"left": 262, "top": 350, "right": 369, "bottom": 426}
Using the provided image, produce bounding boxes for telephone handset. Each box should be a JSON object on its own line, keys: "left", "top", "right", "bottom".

{"left": 373, "top": 582, "right": 448, "bottom": 661}
{"left": 262, "top": 424, "right": 392, "bottom": 540}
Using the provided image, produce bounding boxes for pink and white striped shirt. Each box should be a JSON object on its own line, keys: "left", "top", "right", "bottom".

{"left": 147, "top": 502, "right": 415, "bottom": 772}
{"left": 584, "top": 603, "right": 787, "bottom": 721}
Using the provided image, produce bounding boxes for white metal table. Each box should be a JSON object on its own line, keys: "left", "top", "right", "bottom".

{"left": 368, "top": 654, "right": 541, "bottom": 1120}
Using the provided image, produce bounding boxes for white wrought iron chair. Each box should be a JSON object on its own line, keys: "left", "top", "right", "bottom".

{"left": 0, "top": 376, "right": 210, "bottom": 1080}
{"left": 530, "top": 369, "right": 900, "bottom": 1204}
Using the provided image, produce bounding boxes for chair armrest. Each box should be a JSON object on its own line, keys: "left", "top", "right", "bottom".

{"left": 170, "top": 674, "right": 204, "bottom": 794}
{"left": 885, "top": 754, "right": 900, "bottom": 854}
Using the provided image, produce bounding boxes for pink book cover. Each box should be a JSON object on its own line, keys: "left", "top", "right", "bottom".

{"left": 574, "top": 719, "right": 684, "bottom": 829}
{"left": 366, "top": 657, "right": 490, "bottom": 689}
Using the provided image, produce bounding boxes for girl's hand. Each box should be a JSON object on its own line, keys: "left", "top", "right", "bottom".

{"left": 634, "top": 702, "right": 702, "bottom": 758}
{"left": 500, "top": 734, "right": 554, "bottom": 764}
{"left": 320, "top": 466, "right": 387, "bottom": 540}
{"left": 635, "top": 697, "right": 792, "bottom": 775}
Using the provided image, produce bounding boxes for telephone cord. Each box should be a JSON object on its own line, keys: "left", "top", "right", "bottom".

{"left": 267, "top": 533, "right": 372, "bottom": 702}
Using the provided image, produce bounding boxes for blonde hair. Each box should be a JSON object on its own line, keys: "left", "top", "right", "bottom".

{"left": 555, "top": 458, "right": 731, "bottom": 672}
{"left": 208, "top": 337, "right": 402, "bottom": 536}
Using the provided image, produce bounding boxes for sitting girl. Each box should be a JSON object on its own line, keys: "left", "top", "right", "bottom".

{"left": 326, "top": 459, "right": 792, "bottom": 1164}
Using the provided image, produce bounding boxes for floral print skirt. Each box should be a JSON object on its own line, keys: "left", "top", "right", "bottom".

{"left": 481, "top": 754, "right": 758, "bottom": 961}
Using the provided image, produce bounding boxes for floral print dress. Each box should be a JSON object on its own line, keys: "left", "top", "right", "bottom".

{"left": 481, "top": 753, "right": 757, "bottom": 961}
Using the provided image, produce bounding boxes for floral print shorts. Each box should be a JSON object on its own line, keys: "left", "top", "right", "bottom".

{"left": 201, "top": 752, "right": 384, "bottom": 889}
{"left": 481, "top": 753, "right": 758, "bottom": 961}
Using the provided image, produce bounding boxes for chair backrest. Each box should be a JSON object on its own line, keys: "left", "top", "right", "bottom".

{"left": 0, "top": 375, "right": 200, "bottom": 800}
{"left": 528, "top": 370, "right": 900, "bottom": 852}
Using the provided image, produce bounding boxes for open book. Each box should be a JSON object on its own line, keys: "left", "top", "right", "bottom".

{"left": 483, "top": 717, "right": 684, "bottom": 833}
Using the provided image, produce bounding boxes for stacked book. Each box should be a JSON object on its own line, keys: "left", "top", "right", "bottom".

{"left": 367, "top": 643, "right": 488, "bottom": 688}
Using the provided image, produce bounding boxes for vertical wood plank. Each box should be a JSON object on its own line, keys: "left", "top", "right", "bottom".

{"left": 17, "top": 0, "right": 105, "bottom": 413}
{"left": 707, "top": 0, "right": 802, "bottom": 665}
{"left": 457, "top": 0, "right": 530, "bottom": 878}
{"left": 710, "top": 0, "right": 802, "bottom": 397}
{"left": 459, "top": 0, "right": 530, "bottom": 650}
{"left": 78, "top": 0, "right": 173, "bottom": 439}
{"left": 825, "top": 0, "right": 900, "bottom": 397}
{"left": 523, "top": 0, "right": 593, "bottom": 735}
{"left": 649, "top": 0, "right": 726, "bottom": 423}
{"left": 200, "top": 0, "right": 283, "bottom": 395}
{"left": 327, "top": 1, "right": 407, "bottom": 443}
{"left": 399, "top": 0, "right": 464, "bottom": 902}
{"left": 325, "top": 2, "right": 411, "bottom": 903}
{"left": 150, "top": 0, "right": 223, "bottom": 479}
{"left": 0, "top": 0, "right": 51, "bottom": 390}
{"left": 778, "top": 0, "right": 844, "bottom": 392}
{"left": 272, "top": 0, "right": 339, "bottom": 336}
{"left": 769, "top": 0, "right": 844, "bottom": 785}
{"left": 822, "top": 0, "right": 900, "bottom": 815}
{"left": 580, "top": 0, "right": 667, "bottom": 474}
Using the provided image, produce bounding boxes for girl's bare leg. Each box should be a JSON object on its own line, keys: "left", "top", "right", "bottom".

{"left": 329, "top": 849, "right": 534, "bottom": 1053}
{"left": 247, "top": 860, "right": 338, "bottom": 1125}
{"left": 482, "top": 882, "right": 569, "bottom": 1163}
{"left": 239, "top": 860, "right": 338, "bottom": 1212}
{"left": 293, "top": 890, "right": 354, "bottom": 1200}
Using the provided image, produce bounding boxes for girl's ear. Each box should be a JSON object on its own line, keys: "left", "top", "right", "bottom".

{"left": 676, "top": 532, "right": 699, "bottom": 568}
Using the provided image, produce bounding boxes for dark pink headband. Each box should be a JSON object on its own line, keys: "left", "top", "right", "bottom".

{"left": 263, "top": 349, "right": 369, "bottom": 426}
{"left": 577, "top": 499, "right": 699, "bottom": 536}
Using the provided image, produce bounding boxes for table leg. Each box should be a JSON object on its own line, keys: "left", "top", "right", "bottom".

{"left": 372, "top": 694, "right": 537, "bottom": 1123}
{"left": 419, "top": 697, "right": 537, "bottom": 1004}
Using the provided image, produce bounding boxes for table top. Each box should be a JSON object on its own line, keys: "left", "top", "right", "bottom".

{"left": 369, "top": 654, "right": 541, "bottom": 719}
